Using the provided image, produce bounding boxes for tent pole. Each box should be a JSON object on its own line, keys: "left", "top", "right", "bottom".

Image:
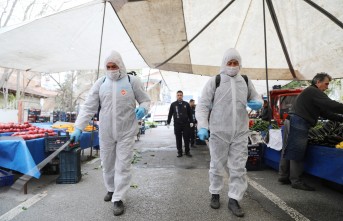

{"left": 91, "top": 1, "right": 107, "bottom": 158}
{"left": 158, "top": 70, "right": 170, "bottom": 91}
{"left": 145, "top": 68, "right": 151, "bottom": 91}
{"left": 304, "top": 0, "right": 343, "bottom": 29}
{"left": 96, "top": 1, "right": 107, "bottom": 80}
{"left": 262, "top": 0, "right": 271, "bottom": 123}
{"left": 266, "top": 0, "right": 296, "bottom": 79}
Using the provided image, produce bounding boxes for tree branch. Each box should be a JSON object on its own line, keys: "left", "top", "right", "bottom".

{"left": 3, "top": 0, "right": 18, "bottom": 27}
{"left": 47, "top": 74, "right": 63, "bottom": 88}
{"left": 23, "top": 0, "right": 36, "bottom": 21}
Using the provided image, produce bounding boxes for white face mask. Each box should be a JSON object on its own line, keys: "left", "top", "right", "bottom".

{"left": 224, "top": 66, "right": 240, "bottom": 77}
{"left": 106, "top": 70, "right": 121, "bottom": 80}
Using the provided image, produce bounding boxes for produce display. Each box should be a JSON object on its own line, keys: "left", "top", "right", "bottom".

{"left": 249, "top": 120, "right": 279, "bottom": 132}
{"left": 51, "top": 123, "right": 74, "bottom": 132}
{"left": 11, "top": 129, "right": 57, "bottom": 140}
{"left": 0, "top": 122, "right": 58, "bottom": 140}
{"left": 336, "top": 142, "right": 343, "bottom": 149}
{"left": 308, "top": 121, "right": 343, "bottom": 148}
{"left": 249, "top": 119, "right": 343, "bottom": 149}
{"left": 83, "top": 125, "right": 97, "bottom": 132}
{"left": 51, "top": 123, "right": 97, "bottom": 132}
{"left": 0, "top": 122, "right": 33, "bottom": 133}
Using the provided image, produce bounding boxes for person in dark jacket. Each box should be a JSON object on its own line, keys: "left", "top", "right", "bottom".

{"left": 189, "top": 99, "right": 198, "bottom": 147}
{"left": 167, "top": 90, "right": 194, "bottom": 157}
{"left": 260, "top": 100, "right": 272, "bottom": 121}
{"left": 278, "top": 73, "right": 343, "bottom": 191}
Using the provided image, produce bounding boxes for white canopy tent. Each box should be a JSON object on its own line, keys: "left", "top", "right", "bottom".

{"left": 0, "top": 0, "right": 342, "bottom": 80}
{"left": 112, "top": 0, "right": 343, "bottom": 80}
{"left": 0, "top": 1, "right": 147, "bottom": 72}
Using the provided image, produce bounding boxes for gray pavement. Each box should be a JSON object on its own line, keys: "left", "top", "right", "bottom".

{"left": 1, "top": 125, "right": 343, "bottom": 221}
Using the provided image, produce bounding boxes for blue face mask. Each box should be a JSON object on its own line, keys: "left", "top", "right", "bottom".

{"left": 224, "top": 66, "right": 240, "bottom": 77}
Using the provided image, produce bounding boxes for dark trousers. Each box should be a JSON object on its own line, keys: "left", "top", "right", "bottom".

{"left": 174, "top": 123, "right": 190, "bottom": 154}
{"left": 279, "top": 118, "right": 305, "bottom": 184}
{"left": 190, "top": 126, "right": 196, "bottom": 146}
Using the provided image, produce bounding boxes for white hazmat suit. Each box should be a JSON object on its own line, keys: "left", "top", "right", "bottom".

{"left": 74, "top": 51, "right": 151, "bottom": 202}
{"left": 196, "top": 48, "right": 262, "bottom": 201}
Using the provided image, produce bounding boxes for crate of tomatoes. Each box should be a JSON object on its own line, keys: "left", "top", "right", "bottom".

{"left": 10, "top": 126, "right": 57, "bottom": 140}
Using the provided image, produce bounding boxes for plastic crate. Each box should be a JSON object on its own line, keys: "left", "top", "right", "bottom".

{"left": 42, "top": 158, "right": 60, "bottom": 175}
{"left": 246, "top": 143, "right": 263, "bottom": 171}
{"left": 263, "top": 146, "right": 281, "bottom": 171}
{"left": 56, "top": 148, "right": 82, "bottom": 184}
{"left": 44, "top": 131, "right": 70, "bottom": 152}
{"left": 0, "top": 169, "right": 14, "bottom": 187}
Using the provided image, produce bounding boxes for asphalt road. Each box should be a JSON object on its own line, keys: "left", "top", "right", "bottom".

{"left": 0, "top": 126, "right": 342, "bottom": 221}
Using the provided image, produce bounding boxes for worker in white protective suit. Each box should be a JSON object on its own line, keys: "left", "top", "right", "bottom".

{"left": 195, "top": 48, "right": 262, "bottom": 217}
{"left": 70, "top": 51, "right": 151, "bottom": 216}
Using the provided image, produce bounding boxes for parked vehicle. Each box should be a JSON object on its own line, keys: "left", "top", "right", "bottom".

{"left": 151, "top": 103, "right": 170, "bottom": 125}
{"left": 269, "top": 88, "right": 303, "bottom": 126}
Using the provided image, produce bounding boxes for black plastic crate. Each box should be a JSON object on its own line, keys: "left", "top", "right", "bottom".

{"left": 56, "top": 148, "right": 82, "bottom": 184}
{"left": 246, "top": 143, "right": 263, "bottom": 171}
{"left": 44, "top": 131, "right": 70, "bottom": 152}
{"left": 41, "top": 158, "right": 60, "bottom": 175}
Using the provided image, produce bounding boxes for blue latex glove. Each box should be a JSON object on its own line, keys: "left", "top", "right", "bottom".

{"left": 247, "top": 100, "right": 262, "bottom": 111}
{"left": 135, "top": 107, "right": 145, "bottom": 120}
{"left": 197, "top": 128, "right": 209, "bottom": 141}
{"left": 70, "top": 128, "right": 82, "bottom": 142}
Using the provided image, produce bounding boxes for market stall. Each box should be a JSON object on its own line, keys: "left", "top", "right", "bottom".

{"left": 262, "top": 123, "right": 343, "bottom": 185}
{"left": 247, "top": 118, "right": 343, "bottom": 185}
{"left": 263, "top": 144, "right": 343, "bottom": 185}
{"left": 0, "top": 122, "right": 99, "bottom": 178}
{"left": 25, "top": 131, "right": 99, "bottom": 164}
{"left": 0, "top": 139, "right": 40, "bottom": 178}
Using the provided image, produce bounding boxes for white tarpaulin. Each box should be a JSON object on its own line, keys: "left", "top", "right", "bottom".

{"left": 0, "top": 1, "right": 147, "bottom": 72}
{"left": 0, "top": 0, "right": 342, "bottom": 80}
{"left": 111, "top": 0, "right": 343, "bottom": 80}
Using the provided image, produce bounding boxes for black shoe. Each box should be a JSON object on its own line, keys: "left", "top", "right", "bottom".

{"left": 291, "top": 182, "right": 315, "bottom": 191}
{"left": 228, "top": 198, "right": 244, "bottom": 217}
{"left": 113, "top": 200, "right": 124, "bottom": 216}
{"left": 104, "top": 191, "right": 113, "bottom": 202}
{"left": 278, "top": 177, "right": 291, "bottom": 185}
{"left": 177, "top": 153, "right": 183, "bottom": 157}
{"left": 210, "top": 194, "right": 220, "bottom": 209}
{"left": 185, "top": 152, "right": 192, "bottom": 157}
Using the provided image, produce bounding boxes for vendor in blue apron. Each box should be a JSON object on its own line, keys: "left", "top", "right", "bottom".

{"left": 279, "top": 72, "right": 343, "bottom": 191}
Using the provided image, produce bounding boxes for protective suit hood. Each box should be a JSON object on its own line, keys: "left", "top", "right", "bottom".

{"left": 104, "top": 51, "right": 127, "bottom": 80}
{"left": 219, "top": 48, "right": 242, "bottom": 76}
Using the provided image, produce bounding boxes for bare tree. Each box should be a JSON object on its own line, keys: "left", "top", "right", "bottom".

{"left": 0, "top": 0, "right": 90, "bottom": 111}
{"left": 1, "top": 0, "right": 71, "bottom": 27}
{"left": 0, "top": 0, "right": 18, "bottom": 27}
{"left": 0, "top": 0, "right": 11, "bottom": 27}
{"left": 48, "top": 71, "right": 86, "bottom": 112}
{"left": 23, "top": 0, "right": 36, "bottom": 21}
{"left": 0, "top": 69, "right": 14, "bottom": 108}
{"left": 0, "top": 68, "right": 13, "bottom": 88}
{"left": 20, "top": 72, "right": 41, "bottom": 98}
